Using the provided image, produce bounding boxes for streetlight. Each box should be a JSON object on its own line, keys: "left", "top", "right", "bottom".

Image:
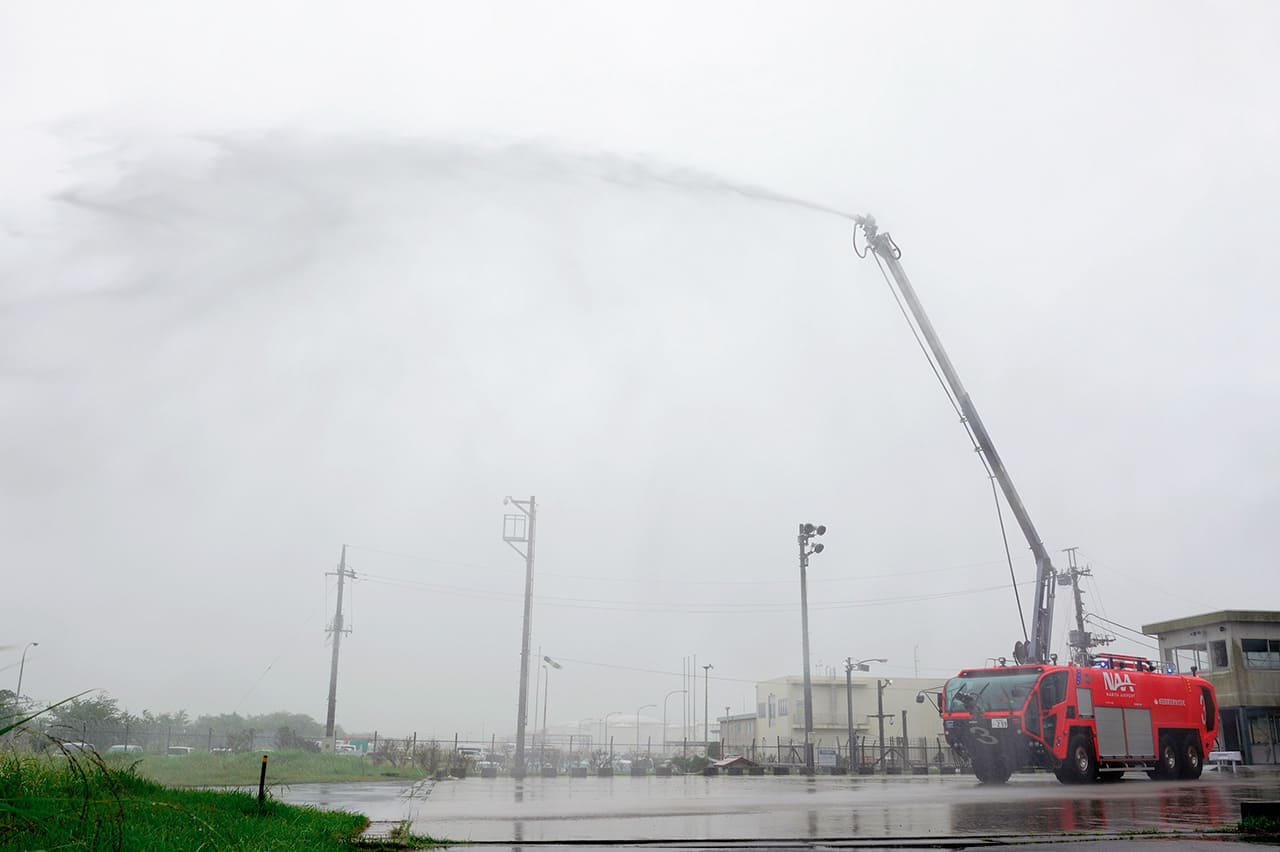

{"left": 635, "top": 703, "right": 655, "bottom": 756}
{"left": 876, "top": 679, "right": 894, "bottom": 769}
{"left": 701, "top": 664, "right": 713, "bottom": 747}
{"left": 662, "top": 689, "right": 686, "bottom": 752}
{"left": 603, "top": 711, "right": 623, "bottom": 761}
{"left": 14, "top": 642, "right": 38, "bottom": 716}
{"left": 797, "top": 522, "right": 826, "bottom": 774}
{"left": 540, "top": 656, "right": 561, "bottom": 767}
{"left": 844, "top": 657, "right": 886, "bottom": 770}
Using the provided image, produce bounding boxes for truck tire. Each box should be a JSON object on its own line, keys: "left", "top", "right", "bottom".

{"left": 973, "top": 753, "right": 1012, "bottom": 784}
{"left": 1063, "top": 733, "right": 1098, "bottom": 784}
{"left": 1148, "top": 736, "right": 1179, "bottom": 780}
{"left": 1179, "top": 737, "right": 1203, "bottom": 780}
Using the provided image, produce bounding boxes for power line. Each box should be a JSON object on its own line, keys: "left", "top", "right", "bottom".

{"left": 1083, "top": 614, "right": 1159, "bottom": 651}
{"left": 547, "top": 654, "right": 959, "bottom": 684}
{"left": 346, "top": 544, "right": 1008, "bottom": 587}
{"left": 354, "top": 570, "right": 1031, "bottom": 614}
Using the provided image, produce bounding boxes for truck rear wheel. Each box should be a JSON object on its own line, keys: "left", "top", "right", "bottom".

{"left": 1062, "top": 733, "right": 1098, "bottom": 784}
{"left": 1179, "top": 737, "right": 1203, "bottom": 780}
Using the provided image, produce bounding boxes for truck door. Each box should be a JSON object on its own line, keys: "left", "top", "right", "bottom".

{"left": 1036, "top": 671, "right": 1068, "bottom": 747}
{"left": 1201, "top": 686, "right": 1216, "bottom": 733}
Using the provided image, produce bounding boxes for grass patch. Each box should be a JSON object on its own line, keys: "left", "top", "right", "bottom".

{"left": 1239, "top": 815, "right": 1280, "bottom": 835}
{"left": 114, "top": 750, "right": 430, "bottom": 787}
{"left": 0, "top": 752, "right": 379, "bottom": 850}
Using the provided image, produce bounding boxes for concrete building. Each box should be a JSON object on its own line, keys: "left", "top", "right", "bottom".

{"left": 720, "top": 674, "right": 947, "bottom": 768}
{"left": 1143, "top": 610, "right": 1280, "bottom": 765}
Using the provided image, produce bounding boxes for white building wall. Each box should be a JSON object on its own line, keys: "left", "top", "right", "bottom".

{"left": 750, "top": 675, "right": 945, "bottom": 752}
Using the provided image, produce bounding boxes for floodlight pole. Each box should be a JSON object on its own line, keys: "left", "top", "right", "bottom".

{"left": 797, "top": 523, "right": 825, "bottom": 774}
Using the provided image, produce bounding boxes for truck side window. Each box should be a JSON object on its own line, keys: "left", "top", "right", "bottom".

{"left": 1040, "top": 672, "right": 1068, "bottom": 708}
{"left": 1076, "top": 687, "right": 1094, "bottom": 718}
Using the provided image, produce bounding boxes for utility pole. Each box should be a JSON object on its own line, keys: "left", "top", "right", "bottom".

{"left": 702, "top": 664, "right": 713, "bottom": 746}
{"left": 1062, "top": 546, "right": 1112, "bottom": 664}
{"left": 797, "top": 523, "right": 826, "bottom": 774}
{"left": 325, "top": 545, "right": 354, "bottom": 743}
{"left": 843, "top": 658, "right": 886, "bottom": 770}
{"left": 872, "top": 679, "right": 894, "bottom": 769}
{"left": 901, "top": 709, "right": 910, "bottom": 769}
{"left": 504, "top": 496, "right": 537, "bottom": 778}
{"left": 692, "top": 653, "right": 697, "bottom": 753}
{"left": 844, "top": 658, "right": 855, "bottom": 771}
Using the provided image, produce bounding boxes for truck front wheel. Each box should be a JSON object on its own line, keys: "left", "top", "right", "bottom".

{"left": 973, "top": 752, "right": 1012, "bottom": 785}
{"left": 1062, "top": 733, "right": 1098, "bottom": 784}
{"left": 1147, "top": 737, "right": 1179, "bottom": 780}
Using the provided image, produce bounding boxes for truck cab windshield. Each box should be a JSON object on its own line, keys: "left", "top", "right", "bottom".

{"left": 945, "top": 671, "right": 1041, "bottom": 714}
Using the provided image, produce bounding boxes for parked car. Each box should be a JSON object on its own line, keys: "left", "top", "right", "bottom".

{"left": 106, "top": 744, "right": 143, "bottom": 754}
{"left": 60, "top": 742, "right": 96, "bottom": 754}
{"left": 166, "top": 746, "right": 194, "bottom": 756}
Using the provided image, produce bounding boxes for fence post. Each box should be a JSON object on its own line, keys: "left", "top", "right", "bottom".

{"left": 373, "top": 731, "right": 379, "bottom": 754}
{"left": 258, "top": 754, "right": 268, "bottom": 808}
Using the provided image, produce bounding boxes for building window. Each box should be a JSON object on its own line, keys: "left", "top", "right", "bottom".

{"left": 1211, "top": 640, "right": 1228, "bottom": 670}
{"left": 757, "top": 703, "right": 766, "bottom": 719}
{"left": 1242, "top": 638, "right": 1280, "bottom": 669}
{"left": 778, "top": 699, "right": 789, "bottom": 716}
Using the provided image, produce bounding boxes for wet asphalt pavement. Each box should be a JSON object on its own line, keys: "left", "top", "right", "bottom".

{"left": 270, "top": 768, "right": 1280, "bottom": 846}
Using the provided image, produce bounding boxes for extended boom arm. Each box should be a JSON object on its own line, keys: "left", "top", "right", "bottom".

{"left": 855, "top": 215, "right": 1056, "bottom": 664}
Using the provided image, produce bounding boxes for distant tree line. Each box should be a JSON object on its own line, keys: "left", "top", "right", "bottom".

{"left": 9, "top": 691, "right": 343, "bottom": 752}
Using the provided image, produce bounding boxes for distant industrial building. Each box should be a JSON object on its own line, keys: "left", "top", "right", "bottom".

{"left": 1143, "top": 610, "right": 1280, "bottom": 765}
{"left": 719, "top": 673, "right": 947, "bottom": 768}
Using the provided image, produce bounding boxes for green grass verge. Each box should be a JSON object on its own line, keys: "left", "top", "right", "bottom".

{"left": 1, "top": 753, "right": 382, "bottom": 850}
{"left": 111, "top": 750, "right": 430, "bottom": 787}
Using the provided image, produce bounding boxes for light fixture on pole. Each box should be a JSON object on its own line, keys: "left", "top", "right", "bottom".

{"left": 844, "top": 657, "right": 886, "bottom": 770}
{"left": 14, "top": 642, "right": 38, "bottom": 715}
{"left": 540, "top": 656, "right": 562, "bottom": 767}
{"left": 701, "top": 664, "right": 713, "bottom": 747}
{"left": 662, "top": 689, "right": 686, "bottom": 751}
{"left": 635, "top": 703, "right": 655, "bottom": 756}
{"left": 603, "top": 711, "right": 623, "bottom": 761}
{"left": 797, "top": 522, "right": 826, "bottom": 774}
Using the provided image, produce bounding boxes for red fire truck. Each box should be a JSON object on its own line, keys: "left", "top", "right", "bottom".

{"left": 852, "top": 219, "right": 1220, "bottom": 783}
{"left": 938, "top": 653, "right": 1219, "bottom": 784}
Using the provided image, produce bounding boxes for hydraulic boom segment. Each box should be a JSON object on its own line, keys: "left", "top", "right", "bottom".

{"left": 853, "top": 216, "right": 1056, "bottom": 664}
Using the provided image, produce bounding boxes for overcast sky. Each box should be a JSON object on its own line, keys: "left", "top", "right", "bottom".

{"left": 2, "top": 1, "right": 1277, "bottom": 739}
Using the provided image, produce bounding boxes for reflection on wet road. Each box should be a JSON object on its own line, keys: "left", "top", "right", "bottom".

{"left": 273, "top": 771, "right": 1280, "bottom": 842}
